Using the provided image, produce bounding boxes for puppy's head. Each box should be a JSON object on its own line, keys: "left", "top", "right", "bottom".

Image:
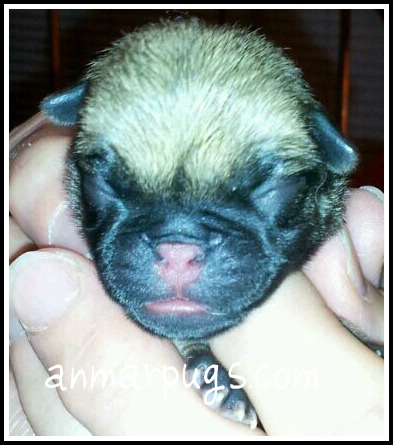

{"left": 42, "top": 20, "right": 357, "bottom": 339}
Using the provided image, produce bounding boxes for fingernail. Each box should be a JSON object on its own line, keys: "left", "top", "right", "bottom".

{"left": 10, "top": 251, "right": 81, "bottom": 333}
{"left": 340, "top": 228, "right": 368, "bottom": 297}
{"left": 360, "top": 186, "right": 384, "bottom": 204}
{"left": 9, "top": 113, "right": 47, "bottom": 153}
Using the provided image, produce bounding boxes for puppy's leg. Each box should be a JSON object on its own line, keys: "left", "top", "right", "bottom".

{"left": 173, "top": 339, "right": 258, "bottom": 429}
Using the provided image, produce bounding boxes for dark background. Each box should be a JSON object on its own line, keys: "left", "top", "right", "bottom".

{"left": 9, "top": 9, "right": 384, "bottom": 189}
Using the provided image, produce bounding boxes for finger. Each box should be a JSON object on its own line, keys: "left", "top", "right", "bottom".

{"left": 9, "top": 255, "right": 92, "bottom": 436}
{"left": 10, "top": 249, "right": 263, "bottom": 436}
{"left": 10, "top": 338, "right": 92, "bottom": 436}
{"left": 9, "top": 216, "right": 36, "bottom": 263}
{"left": 10, "top": 113, "right": 47, "bottom": 155}
{"left": 9, "top": 369, "right": 35, "bottom": 436}
{"left": 303, "top": 189, "right": 384, "bottom": 345}
{"left": 211, "top": 273, "right": 384, "bottom": 436}
{"left": 347, "top": 187, "right": 384, "bottom": 288}
{"left": 9, "top": 125, "right": 89, "bottom": 256}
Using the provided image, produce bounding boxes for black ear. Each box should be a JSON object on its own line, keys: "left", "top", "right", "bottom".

{"left": 311, "top": 105, "right": 358, "bottom": 175}
{"left": 40, "top": 82, "right": 86, "bottom": 126}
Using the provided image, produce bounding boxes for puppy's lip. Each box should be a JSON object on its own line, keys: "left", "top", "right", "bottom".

{"left": 144, "top": 299, "right": 207, "bottom": 314}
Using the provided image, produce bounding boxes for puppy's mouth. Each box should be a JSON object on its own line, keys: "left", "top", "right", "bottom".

{"left": 144, "top": 299, "right": 207, "bottom": 314}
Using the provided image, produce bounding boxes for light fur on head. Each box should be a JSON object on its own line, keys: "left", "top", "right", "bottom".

{"left": 77, "top": 19, "right": 318, "bottom": 195}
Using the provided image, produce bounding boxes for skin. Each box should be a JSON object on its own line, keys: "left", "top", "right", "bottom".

{"left": 9, "top": 115, "right": 384, "bottom": 436}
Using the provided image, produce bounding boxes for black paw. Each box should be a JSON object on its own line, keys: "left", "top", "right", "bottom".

{"left": 187, "top": 353, "right": 258, "bottom": 429}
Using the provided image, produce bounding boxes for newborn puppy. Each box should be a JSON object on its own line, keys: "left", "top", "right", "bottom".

{"left": 41, "top": 18, "right": 357, "bottom": 428}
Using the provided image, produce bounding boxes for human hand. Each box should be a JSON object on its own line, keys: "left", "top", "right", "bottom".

{"left": 9, "top": 115, "right": 384, "bottom": 436}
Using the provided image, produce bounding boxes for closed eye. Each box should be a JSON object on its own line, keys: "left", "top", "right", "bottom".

{"left": 250, "top": 175, "right": 307, "bottom": 214}
{"left": 82, "top": 172, "right": 120, "bottom": 212}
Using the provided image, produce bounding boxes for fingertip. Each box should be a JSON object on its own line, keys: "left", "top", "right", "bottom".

{"left": 346, "top": 188, "right": 384, "bottom": 287}
{"left": 359, "top": 186, "right": 384, "bottom": 204}
{"left": 10, "top": 251, "right": 82, "bottom": 334}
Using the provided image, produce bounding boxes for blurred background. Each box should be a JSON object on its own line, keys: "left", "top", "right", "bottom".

{"left": 9, "top": 8, "right": 384, "bottom": 189}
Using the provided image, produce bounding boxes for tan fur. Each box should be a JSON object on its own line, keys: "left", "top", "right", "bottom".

{"left": 77, "top": 19, "right": 319, "bottom": 194}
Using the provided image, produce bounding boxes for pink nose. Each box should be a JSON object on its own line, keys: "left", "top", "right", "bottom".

{"left": 156, "top": 243, "right": 204, "bottom": 287}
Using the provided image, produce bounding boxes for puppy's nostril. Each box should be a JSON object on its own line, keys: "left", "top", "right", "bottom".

{"left": 156, "top": 243, "right": 204, "bottom": 267}
{"left": 155, "top": 250, "right": 168, "bottom": 263}
{"left": 155, "top": 243, "right": 204, "bottom": 286}
{"left": 192, "top": 252, "right": 205, "bottom": 264}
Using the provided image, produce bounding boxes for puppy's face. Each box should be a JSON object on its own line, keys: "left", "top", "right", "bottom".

{"left": 42, "top": 21, "right": 356, "bottom": 340}
{"left": 69, "top": 130, "right": 342, "bottom": 341}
